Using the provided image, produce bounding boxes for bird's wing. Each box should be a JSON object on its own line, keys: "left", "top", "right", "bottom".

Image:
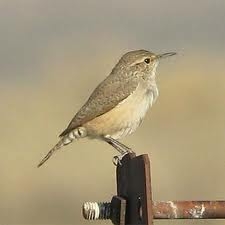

{"left": 59, "top": 75, "right": 139, "bottom": 137}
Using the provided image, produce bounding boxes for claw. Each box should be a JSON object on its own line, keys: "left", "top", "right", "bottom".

{"left": 112, "top": 151, "right": 129, "bottom": 166}
{"left": 112, "top": 155, "right": 122, "bottom": 166}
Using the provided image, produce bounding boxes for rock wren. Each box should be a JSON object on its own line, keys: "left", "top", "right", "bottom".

{"left": 38, "top": 49, "right": 176, "bottom": 167}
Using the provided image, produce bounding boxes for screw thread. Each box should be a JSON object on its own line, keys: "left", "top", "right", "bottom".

{"left": 82, "top": 202, "right": 111, "bottom": 220}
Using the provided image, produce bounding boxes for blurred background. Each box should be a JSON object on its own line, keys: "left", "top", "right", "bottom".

{"left": 1, "top": 0, "right": 225, "bottom": 224}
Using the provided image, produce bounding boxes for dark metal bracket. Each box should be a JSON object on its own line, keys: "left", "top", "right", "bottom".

{"left": 82, "top": 153, "right": 225, "bottom": 225}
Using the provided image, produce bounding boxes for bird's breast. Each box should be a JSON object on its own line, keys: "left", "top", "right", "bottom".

{"left": 84, "top": 83, "right": 158, "bottom": 139}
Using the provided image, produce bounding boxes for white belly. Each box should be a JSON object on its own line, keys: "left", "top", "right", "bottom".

{"left": 108, "top": 86, "right": 155, "bottom": 139}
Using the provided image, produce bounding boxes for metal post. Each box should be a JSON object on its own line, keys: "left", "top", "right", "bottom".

{"left": 116, "top": 153, "right": 153, "bottom": 225}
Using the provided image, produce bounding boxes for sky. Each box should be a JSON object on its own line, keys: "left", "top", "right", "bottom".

{"left": 1, "top": 0, "right": 225, "bottom": 82}
{"left": 1, "top": 1, "right": 225, "bottom": 224}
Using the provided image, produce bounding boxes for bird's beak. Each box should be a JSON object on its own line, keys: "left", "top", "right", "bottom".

{"left": 156, "top": 52, "right": 177, "bottom": 59}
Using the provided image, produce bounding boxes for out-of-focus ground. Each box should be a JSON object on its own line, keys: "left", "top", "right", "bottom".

{"left": 1, "top": 1, "right": 225, "bottom": 224}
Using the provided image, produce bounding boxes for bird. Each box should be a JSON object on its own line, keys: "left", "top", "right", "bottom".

{"left": 37, "top": 49, "right": 176, "bottom": 167}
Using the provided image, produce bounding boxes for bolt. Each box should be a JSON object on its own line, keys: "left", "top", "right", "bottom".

{"left": 82, "top": 202, "right": 111, "bottom": 220}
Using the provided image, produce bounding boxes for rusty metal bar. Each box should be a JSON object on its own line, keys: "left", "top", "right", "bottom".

{"left": 153, "top": 201, "right": 225, "bottom": 219}
{"left": 83, "top": 201, "right": 225, "bottom": 221}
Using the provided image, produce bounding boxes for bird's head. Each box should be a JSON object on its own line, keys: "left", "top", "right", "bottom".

{"left": 117, "top": 49, "right": 176, "bottom": 78}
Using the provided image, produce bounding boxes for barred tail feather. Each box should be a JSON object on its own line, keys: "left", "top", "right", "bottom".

{"left": 37, "top": 136, "right": 73, "bottom": 168}
{"left": 37, "top": 127, "right": 87, "bottom": 168}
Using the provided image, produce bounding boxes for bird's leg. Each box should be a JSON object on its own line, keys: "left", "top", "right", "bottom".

{"left": 105, "top": 136, "right": 134, "bottom": 153}
{"left": 109, "top": 138, "right": 135, "bottom": 166}
{"left": 103, "top": 138, "right": 124, "bottom": 166}
{"left": 111, "top": 138, "right": 134, "bottom": 153}
{"left": 103, "top": 136, "right": 134, "bottom": 165}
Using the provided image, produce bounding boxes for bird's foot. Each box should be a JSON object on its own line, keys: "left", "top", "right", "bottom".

{"left": 112, "top": 155, "right": 122, "bottom": 166}
{"left": 112, "top": 151, "right": 130, "bottom": 166}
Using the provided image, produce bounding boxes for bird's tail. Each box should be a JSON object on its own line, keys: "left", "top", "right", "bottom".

{"left": 37, "top": 134, "right": 75, "bottom": 168}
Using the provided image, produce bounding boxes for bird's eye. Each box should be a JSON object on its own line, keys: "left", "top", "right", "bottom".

{"left": 144, "top": 58, "right": 151, "bottom": 64}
